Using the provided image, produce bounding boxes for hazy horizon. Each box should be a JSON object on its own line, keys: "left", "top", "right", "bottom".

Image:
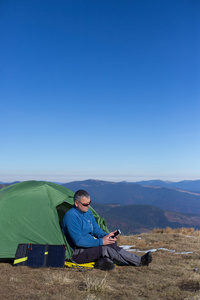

{"left": 1, "top": 174, "right": 200, "bottom": 184}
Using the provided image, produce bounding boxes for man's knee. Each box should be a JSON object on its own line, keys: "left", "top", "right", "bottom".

{"left": 72, "top": 246, "right": 103, "bottom": 264}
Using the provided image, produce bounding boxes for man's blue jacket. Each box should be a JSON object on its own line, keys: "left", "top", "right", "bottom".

{"left": 61, "top": 206, "right": 107, "bottom": 249}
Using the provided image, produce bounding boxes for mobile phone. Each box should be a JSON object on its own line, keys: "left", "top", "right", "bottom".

{"left": 110, "top": 229, "right": 121, "bottom": 239}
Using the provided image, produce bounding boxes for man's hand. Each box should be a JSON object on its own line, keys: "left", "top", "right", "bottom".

{"left": 102, "top": 231, "right": 117, "bottom": 245}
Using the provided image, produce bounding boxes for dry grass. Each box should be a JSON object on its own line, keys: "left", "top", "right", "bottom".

{"left": 79, "top": 273, "right": 109, "bottom": 293}
{"left": 152, "top": 227, "right": 200, "bottom": 236}
{"left": 44, "top": 270, "right": 75, "bottom": 285}
{"left": 1, "top": 228, "right": 200, "bottom": 299}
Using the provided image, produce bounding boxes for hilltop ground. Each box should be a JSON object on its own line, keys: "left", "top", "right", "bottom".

{"left": 1, "top": 228, "right": 200, "bottom": 300}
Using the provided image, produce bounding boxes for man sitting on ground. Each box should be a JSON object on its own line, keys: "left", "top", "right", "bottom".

{"left": 62, "top": 190, "right": 152, "bottom": 271}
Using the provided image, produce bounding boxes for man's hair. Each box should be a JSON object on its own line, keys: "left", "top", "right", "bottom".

{"left": 74, "top": 190, "right": 90, "bottom": 202}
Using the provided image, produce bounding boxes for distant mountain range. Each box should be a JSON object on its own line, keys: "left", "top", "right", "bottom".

{"left": 1, "top": 179, "right": 200, "bottom": 233}
{"left": 61, "top": 179, "right": 200, "bottom": 214}
{"left": 91, "top": 203, "right": 200, "bottom": 234}
{"left": 135, "top": 180, "right": 200, "bottom": 193}
{"left": 60, "top": 179, "right": 200, "bottom": 232}
{"left": 0, "top": 181, "right": 20, "bottom": 186}
{"left": 1, "top": 179, "right": 200, "bottom": 214}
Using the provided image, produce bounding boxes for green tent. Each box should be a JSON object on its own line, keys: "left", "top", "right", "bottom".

{"left": 0, "top": 181, "right": 109, "bottom": 262}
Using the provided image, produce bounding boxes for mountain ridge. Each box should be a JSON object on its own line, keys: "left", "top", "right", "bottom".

{"left": 135, "top": 179, "right": 200, "bottom": 193}
{"left": 91, "top": 202, "right": 200, "bottom": 234}
{"left": 61, "top": 179, "right": 200, "bottom": 214}
{"left": 1, "top": 180, "right": 200, "bottom": 233}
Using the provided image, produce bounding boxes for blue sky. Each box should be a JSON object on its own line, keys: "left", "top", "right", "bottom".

{"left": 0, "top": 0, "right": 200, "bottom": 183}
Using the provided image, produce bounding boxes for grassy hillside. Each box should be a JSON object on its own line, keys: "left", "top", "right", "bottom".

{"left": 1, "top": 228, "right": 200, "bottom": 300}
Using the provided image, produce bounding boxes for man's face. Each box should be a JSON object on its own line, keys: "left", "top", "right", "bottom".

{"left": 75, "top": 196, "right": 91, "bottom": 213}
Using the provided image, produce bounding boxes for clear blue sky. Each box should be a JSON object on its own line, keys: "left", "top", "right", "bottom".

{"left": 1, "top": 0, "right": 200, "bottom": 183}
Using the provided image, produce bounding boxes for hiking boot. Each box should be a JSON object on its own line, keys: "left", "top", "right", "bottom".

{"left": 94, "top": 258, "right": 115, "bottom": 271}
{"left": 140, "top": 251, "right": 152, "bottom": 266}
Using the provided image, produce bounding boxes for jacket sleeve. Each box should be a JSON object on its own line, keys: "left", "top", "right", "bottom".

{"left": 64, "top": 211, "right": 105, "bottom": 248}
{"left": 89, "top": 210, "right": 108, "bottom": 239}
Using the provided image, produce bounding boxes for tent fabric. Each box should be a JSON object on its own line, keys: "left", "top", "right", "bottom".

{"left": 0, "top": 181, "right": 109, "bottom": 261}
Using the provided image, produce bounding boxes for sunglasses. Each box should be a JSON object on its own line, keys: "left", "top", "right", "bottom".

{"left": 77, "top": 200, "right": 92, "bottom": 207}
